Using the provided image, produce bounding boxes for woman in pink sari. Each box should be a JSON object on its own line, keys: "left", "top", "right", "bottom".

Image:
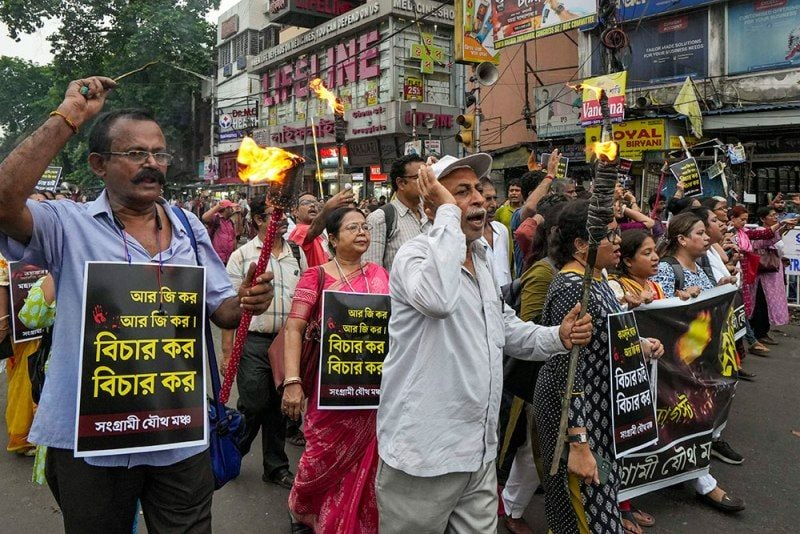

{"left": 282, "top": 206, "right": 389, "bottom": 533}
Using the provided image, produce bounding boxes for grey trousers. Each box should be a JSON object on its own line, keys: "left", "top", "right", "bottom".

{"left": 376, "top": 458, "right": 498, "bottom": 534}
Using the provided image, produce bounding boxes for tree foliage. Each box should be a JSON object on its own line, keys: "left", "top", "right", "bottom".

{"left": 0, "top": 0, "right": 220, "bottom": 193}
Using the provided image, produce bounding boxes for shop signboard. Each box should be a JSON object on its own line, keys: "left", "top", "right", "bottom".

{"left": 608, "top": 13, "right": 708, "bottom": 87}
{"left": 453, "top": 0, "right": 500, "bottom": 64}
{"left": 616, "top": 0, "right": 719, "bottom": 21}
{"left": 727, "top": 0, "right": 800, "bottom": 74}
{"left": 217, "top": 103, "right": 259, "bottom": 143}
{"left": 585, "top": 119, "right": 667, "bottom": 162}
{"left": 268, "top": 0, "right": 363, "bottom": 27}
{"left": 404, "top": 76, "right": 424, "bottom": 101}
{"left": 492, "top": 0, "right": 598, "bottom": 49}
{"left": 581, "top": 72, "right": 627, "bottom": 127}
{"left": 534, "top": 83, "right": 582, "bottom": 139}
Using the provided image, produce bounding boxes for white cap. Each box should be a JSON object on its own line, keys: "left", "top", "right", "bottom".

{"left": 430, "top": 153, "right": 492, "bottom": 181}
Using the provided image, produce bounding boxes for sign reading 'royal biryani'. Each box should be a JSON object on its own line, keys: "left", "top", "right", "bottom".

{"left": 75, "top": 262, "right": 206, "bottom": 456}
{"left": 318, "top": 291, "right": 390, "bottom": 409}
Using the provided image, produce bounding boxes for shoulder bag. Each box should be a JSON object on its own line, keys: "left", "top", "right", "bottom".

{"left": 267, "top": 266, "right": 326, "bottom": 391}
{"left": 172, "top": 206, "right": 246, "bottom": 489}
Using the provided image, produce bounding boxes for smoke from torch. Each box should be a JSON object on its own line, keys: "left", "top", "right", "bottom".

{"left": 219, "top": 139, "right": 305, "bottom": 404}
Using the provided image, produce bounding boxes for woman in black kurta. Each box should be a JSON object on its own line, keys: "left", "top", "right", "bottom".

{"left": 533, "top": 200, "right": 662, "bottom": 534}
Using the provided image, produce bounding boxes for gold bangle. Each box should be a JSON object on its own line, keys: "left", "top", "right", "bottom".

{"left": 49, "top": 110, "right": 78, "bottom": 134}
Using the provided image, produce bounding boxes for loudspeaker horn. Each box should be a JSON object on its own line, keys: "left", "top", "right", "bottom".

{"left": 474, "top": 62, "right": 499, "bottom": 86}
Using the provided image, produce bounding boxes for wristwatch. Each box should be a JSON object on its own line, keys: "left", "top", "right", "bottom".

{"left": 566, "top": 432, "right": 588, "bottom": 444}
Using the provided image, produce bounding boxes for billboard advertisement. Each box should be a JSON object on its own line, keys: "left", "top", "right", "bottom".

{"left": 454, "top": 0, "right": 501, "bottom": 63}
{"left": 600, "top": 12, "right": 708, "bottom": 86}
{"left": 217, "top": 102, "right": 259, "bottom": 143}
{"left": 534, "top": 83, "right": 583, "bottom": 138}
{"left": 727, "top": 0, "right": 800, "bottom": 74}
{"left": 616, "top": 0, "right": 718, "bottom": 21}
{"left": 492, "top": 0, "right": 597, "bottom": 48}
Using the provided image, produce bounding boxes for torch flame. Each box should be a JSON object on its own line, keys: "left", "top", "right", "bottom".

{"left": 309, "top": 78, "right": 344, "bottom": 115}
{"left": 594, "top": 140, "right": 619, "bottom": 163}
{"left": 237, "top": 137, "right": 304, "bottom": 184}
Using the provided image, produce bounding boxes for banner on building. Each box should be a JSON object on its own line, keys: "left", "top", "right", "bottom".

{"left": 404, "top": 77, "right": 424, "bottom": 101}
{"left": 318, "top": 291, "right": 390, "bottom": 409}
{"left": 586, "top": 119, "right": 666, "bottom": 162}
{"left": 217, "top": 102, "right": 259, "bottom": 143}
{"left": 7, "top": 263, "right": 49, "bottom": 343}
{"left": 626, "top": 13, "right": 708, "bottom": 87}
{"left": 607, "top": 311, "right": 659, "bottom": 458}
{"left": 580, "top": 71, "right": 627, "bottom": 126}
{"left": 782, "top": 229, "right": 800, "bottom": 274}
{"left": 727, "top": 0, "right": 800, "bottom": 74}
{"left": 75, "top": 262, "right": 206, "bottom": 456}
{"left": 616, "top": 0, "right": 716, "bottom": 21}
{"left": 454, "top": 0, "right": 501, "bottom": 64}
{"left": 492, "top": 0, "right": 597, "bottom": 48}
{"left": 534, "top": 83, "right": 583, "bottom": 138}
{"left": 618, "top": 286, "right": 739, "bottom": 500}
{"left": 36, "top": 166, "right": 63, "bottom": 193}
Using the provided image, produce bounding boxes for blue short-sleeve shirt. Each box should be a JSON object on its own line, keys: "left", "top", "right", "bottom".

{"left": 0, "top": 191, "right": 235, "bottom": 467}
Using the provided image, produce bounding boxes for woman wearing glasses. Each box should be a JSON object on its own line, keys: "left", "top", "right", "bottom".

{"left": 282, "top": 206, "right": 389, "bottom": 534}
{"left": 533, "top": 200, "right": 663, "bottom": 534}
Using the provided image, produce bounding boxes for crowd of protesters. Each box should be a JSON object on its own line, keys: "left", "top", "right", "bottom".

{"left": 0, "top": 76, "right": 797, "bottom": 534}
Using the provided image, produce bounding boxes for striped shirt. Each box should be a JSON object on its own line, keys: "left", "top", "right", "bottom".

{"left": 226, "top": 236, "right": 307, "bottom": 333}
{"left": 364, "top": 198, "right": 431, "bottom": 271}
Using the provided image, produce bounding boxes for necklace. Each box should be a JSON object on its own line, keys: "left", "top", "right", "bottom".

{"left": 333, "top": 256, "right": 369, "bottom": 293}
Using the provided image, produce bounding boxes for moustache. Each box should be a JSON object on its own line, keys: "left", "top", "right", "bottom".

{"left": 466, "top": 208, "right": 487, "bottom": 220}
{"left": 132, "top": 168, "right": 166, "bottom": 186}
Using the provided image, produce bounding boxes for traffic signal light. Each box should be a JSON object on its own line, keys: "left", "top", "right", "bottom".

{"left": 456, "top": 114, "right": 475, "bottom": 151}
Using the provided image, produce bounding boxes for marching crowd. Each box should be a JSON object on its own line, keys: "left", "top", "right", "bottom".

{"left": 0, "top": 76, "right": 796, "bottom": 534}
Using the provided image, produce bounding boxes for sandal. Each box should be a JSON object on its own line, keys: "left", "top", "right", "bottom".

{"left": 621, "top": 511, "right": 643, "bottom": 534}
{"left": 748, "top": 342, "right": 770, "bottom": 356}
{"left": 632, "top": 508, "right": 655, "bottom": 527}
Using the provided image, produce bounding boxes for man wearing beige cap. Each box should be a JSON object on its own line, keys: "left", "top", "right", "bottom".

{"left": 202, "top": 198, "right": 240, "bottom": 264}
{"left": 376, "top": 154, "right": 593, "bottom": 532}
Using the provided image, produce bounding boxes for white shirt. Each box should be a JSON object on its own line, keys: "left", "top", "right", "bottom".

{"left": 479, "top": 220, "right": 512, "bottom": 288}
{"left": 226, "top": 236, "right": 307, "bottom": 333}
{"left": 377, "top": 204, "right": 566, "bottom": 477}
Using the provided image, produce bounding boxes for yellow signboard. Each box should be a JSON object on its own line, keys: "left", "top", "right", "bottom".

{"left": 585, "top": 119, "right": 666, "bottom": 162}
{"left": 454, "top": 0, "right": 500, "bottom": 64}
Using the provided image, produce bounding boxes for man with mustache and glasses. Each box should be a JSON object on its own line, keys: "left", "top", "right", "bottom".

{"left": 289, "top": 190, "right": 354, "bottom": 267}
{"left": 0, "top": 77, "right": 275, "bottom": 533}
{"left": 376, "top": 154, "right": 594, "bottom": 533}
{"left": 223, "top": 195, "right": 307, "bottom": 491}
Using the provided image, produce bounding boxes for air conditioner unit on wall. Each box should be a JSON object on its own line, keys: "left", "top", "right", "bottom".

{"left": 236, "top": 56, "right": 247, "bottom": 70}
{"left": 223, "top": 64, "right": 233, "bottom": 77}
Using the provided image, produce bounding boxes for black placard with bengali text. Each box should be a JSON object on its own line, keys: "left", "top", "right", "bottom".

{"left": 619, "top": 286, "right": 738, "bottom": 500}
{"left": 8, "top": 262, "right": 49, "bottom": 342}
{"left": 607, "top": 311, "right": 659, "bottom": 458}
{"left": 670, "top": 157, "right": 702, "bottom": 197}
{"left": 75, "top": 262, "right": 206, "bottom": 456}
{"left": 318, "top": 291, "right": 390, "bottom": 409}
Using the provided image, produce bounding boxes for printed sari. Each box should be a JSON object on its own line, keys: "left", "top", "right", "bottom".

{"left": 287, "top": 262, "right": 389, "bottom": 534}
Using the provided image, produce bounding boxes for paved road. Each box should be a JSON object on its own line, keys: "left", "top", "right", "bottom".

{"left": 1, "top": 325, "right": 798, "bottom": 533}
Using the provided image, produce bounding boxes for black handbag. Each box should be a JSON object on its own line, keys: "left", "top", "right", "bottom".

{"left": 28, "top": 328, "right": 52, "bottom": 404}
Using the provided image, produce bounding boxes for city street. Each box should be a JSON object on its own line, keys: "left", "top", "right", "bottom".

{"left": 0, "top": 324, "right": 797, "bottom": 533}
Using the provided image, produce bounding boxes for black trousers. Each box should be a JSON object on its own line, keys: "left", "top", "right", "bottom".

{"left": 236, "top": 333, "right": 289, "bottom": 477}
{"left": 750, "top": 282, "right": 771, "bottom": 340}
{"left": 45, "top": 448, "right": 213, "bottom": 534}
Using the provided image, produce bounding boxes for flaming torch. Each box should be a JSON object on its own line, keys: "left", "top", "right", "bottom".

{"left": 309, "top": 78, "right": 347, "bottom": 187}
{"left": 549, "top": 85, "right": 619, "bottom": 476}
{"left": 219, "top": 137, "right": 305, "bottom": 403}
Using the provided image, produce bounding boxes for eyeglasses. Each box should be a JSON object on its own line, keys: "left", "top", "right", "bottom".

{"left": 102, "top": 150, "right": 174, "bottom": 165}
{"left": 342, "top": 222, "right": 373, "bottom": 234}
{"left": 401, "top": 175, "right": 419, "bottom": 180}
{"left": 298, "top": 199, "right": 318, "bottom": 207}
{"left": 604, "top": 228, "right": 621, "bottom": 242}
